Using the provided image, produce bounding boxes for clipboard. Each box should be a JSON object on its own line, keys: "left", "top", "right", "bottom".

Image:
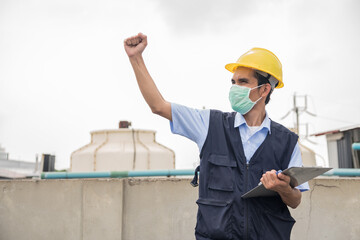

{"left": 241, "top": 167, "right": 332, "bottom": 199}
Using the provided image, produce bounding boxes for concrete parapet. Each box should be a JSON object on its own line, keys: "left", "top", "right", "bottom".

{"left": 0, "top": 177, "right": 359, "bottom": 240}
{"left": 290, "top": 177, "right": 360, "bottom": 240}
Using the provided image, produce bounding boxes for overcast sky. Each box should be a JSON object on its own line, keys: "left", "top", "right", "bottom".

{"left": 1, "top": 0, "right": 360, "bottom": 169}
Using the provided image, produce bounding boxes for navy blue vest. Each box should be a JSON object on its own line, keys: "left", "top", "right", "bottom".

{"left": 193, "top": 110, "right": 298, "bottom": 240}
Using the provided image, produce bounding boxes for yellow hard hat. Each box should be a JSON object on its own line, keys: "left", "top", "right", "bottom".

{"left": 225, "top": 47, "right": 284, "bottom": 89}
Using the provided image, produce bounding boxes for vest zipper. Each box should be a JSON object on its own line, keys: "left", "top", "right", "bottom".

{"left": 245, "top": 163, "right": 249, "bottom": 240}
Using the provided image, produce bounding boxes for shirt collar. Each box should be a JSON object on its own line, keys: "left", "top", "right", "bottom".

{"left": 234, "top": 112, "right": 272, "bottom": 134}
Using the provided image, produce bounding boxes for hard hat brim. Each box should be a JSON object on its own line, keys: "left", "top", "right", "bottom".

{"left": 225, "top": 63, "right": 284, "bottom": 89}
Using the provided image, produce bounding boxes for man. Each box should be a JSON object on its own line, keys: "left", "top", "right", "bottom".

{"left": 124, "top": 33, "right": 309, "bottom": 240}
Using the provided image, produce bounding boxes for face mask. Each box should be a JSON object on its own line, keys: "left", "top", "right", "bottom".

{"left": 229, "top": 84, "right": 264, "bottom": 115}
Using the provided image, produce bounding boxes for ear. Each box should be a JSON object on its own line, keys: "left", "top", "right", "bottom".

{"left": 260, "top": 83, "right": 272, "bottom": 98}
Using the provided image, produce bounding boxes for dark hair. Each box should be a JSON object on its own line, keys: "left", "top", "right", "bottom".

{"left": 254, "top": 71, "right": 274, "bottom": 105}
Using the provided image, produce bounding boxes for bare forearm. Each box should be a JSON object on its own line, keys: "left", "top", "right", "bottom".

{"left": 124, "top": 33, "right": 172, "bottom": 120}
{"left": 278, "top": 186, "right": 301, "bottom": 209}
{"left": 129, "top": 55, "right": 171, "bottom": 119}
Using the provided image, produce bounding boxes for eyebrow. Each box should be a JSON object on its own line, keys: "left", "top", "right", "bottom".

{"left": 231, "top": 78, "right": 249, "bottom": 82}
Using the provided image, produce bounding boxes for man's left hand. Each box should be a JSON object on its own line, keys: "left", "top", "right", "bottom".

{"left": 260, "top": 170, "right": 292, "bottom": 194}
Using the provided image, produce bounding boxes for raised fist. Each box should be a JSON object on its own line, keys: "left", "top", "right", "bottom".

{"left": 124, "top": 33, "right": 148, "bottom": 58}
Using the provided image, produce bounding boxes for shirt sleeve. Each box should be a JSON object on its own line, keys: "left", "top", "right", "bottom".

{"left": 170, "top": 103, "right": 210, "bottom": 151}
{"left": 288, "top": 142, "right": 310, "bottom": 192}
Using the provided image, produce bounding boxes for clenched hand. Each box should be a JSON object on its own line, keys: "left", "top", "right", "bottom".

{"left": 260, "top": 170, "right": 292, "bottom": 194}
{"left": 124, "top": 33, "right": 148, "bottom": 58}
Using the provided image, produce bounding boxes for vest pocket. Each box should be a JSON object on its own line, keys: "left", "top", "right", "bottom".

{"left": 196, "top": 198, "right": 233, "bottom": 239}
{"left": 261, "top": 210, "right": 295, "bottom": 240}
{"left": 208, "top": 154, "right": 237, "bottom": 192}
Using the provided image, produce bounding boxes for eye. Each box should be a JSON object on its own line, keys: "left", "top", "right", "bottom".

{"left": 231, "top": 79, "right": 235, "bottom": 84}
{"left": 236, "top": 78, "right": 249, "bottom": 85}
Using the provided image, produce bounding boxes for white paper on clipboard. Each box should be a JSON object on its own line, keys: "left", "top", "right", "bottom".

{"left": 241, "top": 167, "right": 332, "bottom": 199}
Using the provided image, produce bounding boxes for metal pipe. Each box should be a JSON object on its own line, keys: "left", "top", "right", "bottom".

{"left": 41, "top": 168, "right": 360, "bottom": 179}
{"left": 41, "top": 171, "right": 129, "bottom": 179}
{"left": 41, "top": 169, "right": 195, "bottom": 179}
{"left": 322, "top": 168, "right": 360, "bottom": 177}
{"left": 128, "top": 169, "right": 195, "bottom": 177}
{"left": 352, "top": 143, "right": 360, "bottom": 151}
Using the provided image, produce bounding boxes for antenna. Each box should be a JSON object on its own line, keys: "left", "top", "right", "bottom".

{"left": 282, "top": 93, "right": 316, "bottom": 143}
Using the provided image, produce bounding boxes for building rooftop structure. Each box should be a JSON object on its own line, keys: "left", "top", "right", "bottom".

{"left": 313, "top": 125, "right": 360, "bottom": 169}
{"left": 0, "top": 144, "right": 40, "bottom": 179}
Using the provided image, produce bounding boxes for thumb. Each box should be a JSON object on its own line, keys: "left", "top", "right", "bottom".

{"left": 277, "top": 172, "right": 285, "bottom": 180}
{"left": 138, "top": 32, "right": 148, "bottom": 45}
{"left": 277, "top": 173, "right": 290, "bottom": 183}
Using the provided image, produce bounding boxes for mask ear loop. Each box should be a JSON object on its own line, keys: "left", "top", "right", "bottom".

{"left": 249, "top": 84, "right": 265, "bottom": 103}
{"left": 253, "top": 96, "right": 263, "bottom": 104}
{"left": 250, "top": 73, "right": 272, "bottom": 104}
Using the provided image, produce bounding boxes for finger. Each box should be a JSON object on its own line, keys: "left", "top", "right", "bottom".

{"left": 138, "top": 33, "right": 147, "bottom": 43}
{"left": 263, "top": 174, "right": 274, "bottom": 189}
{"left": 278, "top": 173, "right": 289, "bottom": 181}
{"left": 133, "top": 36, "right": 143, "bottom": 46}
{"left": 278, "top": 173, "right": 290, "bottom": 183}
{"left": 277, "top": 172, "right": 285, "bottom": 179}
{"left": 260, "top": 173, "right": 266, "bottom": 185}
{"left": 130, "top": 38, "right": 138, "bottom": 45}
{"left": 271, "top": 170, "right": 277, "bottom": 179}
{"left": 263, "top": 171, "right": 270, "bottom": 182}
{"left": 125, "top": 38, "right": 133, "bottom": 46}
{"left": 269, "top": 170, "right": 277, "bottom": 182}
{"left": 261, "top": 176, "right": 268, "bottom": 188}
{"left": 263, "top": 173, "right": 271, "bottom": 184}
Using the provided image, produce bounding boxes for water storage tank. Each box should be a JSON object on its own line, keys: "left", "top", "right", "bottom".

{"left": 299, "top": 143, "right": 317, "bottom": 167}
{"left": 0, "top": 144, "right": 8, "bottom": 160}
{"left": 70, "top": 122, "right": 175, "bottom": 172}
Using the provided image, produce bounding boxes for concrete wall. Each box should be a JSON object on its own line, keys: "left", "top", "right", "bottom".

{"left": 290, "top": 177, "right": 360, "bottom": 240}
{"left": 0, "top": 177, "right": 359, "bottom": 240}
